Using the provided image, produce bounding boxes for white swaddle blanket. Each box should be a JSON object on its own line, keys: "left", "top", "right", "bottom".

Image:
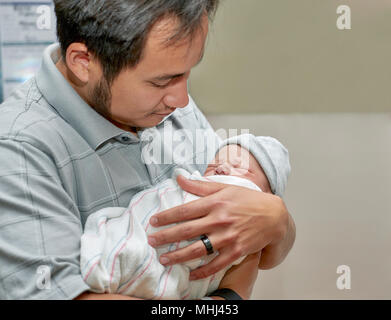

{"left": 80, "top": 168, "right": 262, "bottom": 299}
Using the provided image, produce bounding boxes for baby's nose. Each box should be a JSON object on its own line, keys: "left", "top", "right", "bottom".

{"left": 216, "top": 163, "right": 231, "bottom": 175}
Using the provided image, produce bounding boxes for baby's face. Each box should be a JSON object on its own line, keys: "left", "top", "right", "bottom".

{"left": 204, "top": 144, "right": 272, "bottom": 193}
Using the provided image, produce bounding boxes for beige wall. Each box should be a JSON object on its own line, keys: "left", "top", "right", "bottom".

{"left": 190, "top": 1, "right": 391, "bottom": 299}
{"left": 190, "top": 0, "right": 391, "bottom": 114}
{"left": 207, "top": 112, "right": 391, "bottom": 299}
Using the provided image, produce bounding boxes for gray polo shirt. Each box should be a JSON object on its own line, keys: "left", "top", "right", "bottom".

{"left": 0, "top": 43, "right": 219, "bottom": 299}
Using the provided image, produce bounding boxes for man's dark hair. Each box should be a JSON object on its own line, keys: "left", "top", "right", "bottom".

{"left": 54, "top": 0, "right": 219, "bottom": 84}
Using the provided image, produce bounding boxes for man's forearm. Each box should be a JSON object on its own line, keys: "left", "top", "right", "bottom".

{"left": 75, "top": 292, "right": 224, "bottom": 300}
{"left": 258, "top": 212, "right": 296, "bottom": 270}
{"left": 75, "top": 292, "right": 142, "bottom": 300}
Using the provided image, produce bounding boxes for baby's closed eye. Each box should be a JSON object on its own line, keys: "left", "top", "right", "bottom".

{"left": 230, "top": 157, "right": 243, "bottom": 168}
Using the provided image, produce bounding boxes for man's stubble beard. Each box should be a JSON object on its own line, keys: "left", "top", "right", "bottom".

{"left": 89, "top": 77, "right": 141, "bottom": 133}
{"left": 89, "top": 77, "right": 113, "bottom": 120}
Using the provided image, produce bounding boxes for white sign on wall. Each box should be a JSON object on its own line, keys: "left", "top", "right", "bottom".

{"left": 0, "top": 0, "right": 56, "bottom": 102}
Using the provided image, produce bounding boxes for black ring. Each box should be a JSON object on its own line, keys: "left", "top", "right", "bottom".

{"left": 200, "top": 234, "right": 214, "bottom": 255}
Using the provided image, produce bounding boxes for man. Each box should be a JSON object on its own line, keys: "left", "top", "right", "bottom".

{"left": 0, "top": 0, "right": 295, "bottom": 300}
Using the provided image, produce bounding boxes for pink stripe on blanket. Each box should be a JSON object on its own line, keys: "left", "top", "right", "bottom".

{"left": 144, "top": 187, "right": 177, "bottom": 233}
{"left": 83, "top": 259, "right": 100, "bottom": 282}
{"left": 157, "top": 241, "right": 181, "bottom": 299}
{"left": 108, "top": 214, "right": 135, "bottom": 285}
{"left": 97, "top": 187, "right": 160, "bottom": 233}
{"left": 108, "top": 186, "right": 165, "bottom": 285}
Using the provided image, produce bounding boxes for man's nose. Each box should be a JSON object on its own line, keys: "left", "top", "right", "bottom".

{"left": 163, "top": 78, "right": 189, "bottom": 109}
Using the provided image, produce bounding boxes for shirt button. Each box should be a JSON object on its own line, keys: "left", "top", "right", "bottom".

{"left": 121, "top": 136, "right": 130, "bottom": 143}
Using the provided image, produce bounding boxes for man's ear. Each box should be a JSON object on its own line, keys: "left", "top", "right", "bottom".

{"left": 64, "top": 43, "right": 92, "bottom": 84}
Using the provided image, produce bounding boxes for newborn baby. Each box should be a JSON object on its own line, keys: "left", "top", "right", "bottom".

{"left": 80, "top": 134, "right": 290, "bottom": 299}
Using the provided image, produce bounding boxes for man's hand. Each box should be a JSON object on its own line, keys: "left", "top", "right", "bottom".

{"left": 148, "top": 175, "right": 296, "bottom": 280}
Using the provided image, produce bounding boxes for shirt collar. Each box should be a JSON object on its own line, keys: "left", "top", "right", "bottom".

{"left": 35, "top": 43, "right": 132, "bottom": 150}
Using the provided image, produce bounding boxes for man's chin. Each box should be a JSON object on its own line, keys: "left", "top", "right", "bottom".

{"left": 108, "top": 114, "right": 167, "bottom": 131}
{"left": 143, "top": 113, "right": 170, "bottom": 127}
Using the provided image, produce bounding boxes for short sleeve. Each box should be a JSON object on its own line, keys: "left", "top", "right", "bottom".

{"left": 0, "top": 138, "right": 89, "bottom": 299}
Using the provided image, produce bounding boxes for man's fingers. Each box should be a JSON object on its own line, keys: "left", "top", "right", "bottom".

{"left": 156, "top": 229, "right": 239, "bottom": 266}
{"left": 148, "top": 218, "right": 211, "bottom": 247}
{"left": 189, "top": 247, "right": 241, "bottom": 280}
{"left": 158, "top": 239, "right": 209, "bottom": 266}
{"left": 150, "top": 176, "right": 233, "bottom": 228}
{"left": 176, "top": 175, "right": 228, "bottom": 197}
{"left": 149, "top": 194, "right": 211, "bottom": 227}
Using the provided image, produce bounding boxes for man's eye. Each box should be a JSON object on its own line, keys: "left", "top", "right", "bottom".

{"left": 152, "top": 81, "right": 170, "bottom": 88}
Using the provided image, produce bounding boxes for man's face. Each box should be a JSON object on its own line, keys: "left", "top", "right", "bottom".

{"left": 90, "top": 15, "right": 209, "bottom": 131}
